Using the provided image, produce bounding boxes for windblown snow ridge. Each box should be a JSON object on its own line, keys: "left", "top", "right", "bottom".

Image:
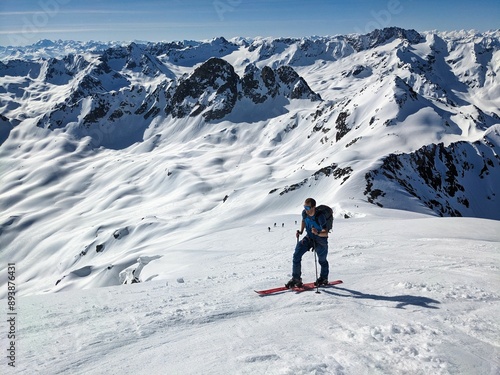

{"left": 365, "top": 126, "right": 500, "bottom": 219}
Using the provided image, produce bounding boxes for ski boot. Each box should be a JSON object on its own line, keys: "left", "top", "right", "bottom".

{"left": 285, "top": 278, "right": 303, "bottom": 289}
{"left": 314, "top": 277, "right": 328, "bottom": 287}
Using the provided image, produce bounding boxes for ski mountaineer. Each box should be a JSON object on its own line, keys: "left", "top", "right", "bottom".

{"left": 286, "top": 198, "right": 329, "bottom": 289}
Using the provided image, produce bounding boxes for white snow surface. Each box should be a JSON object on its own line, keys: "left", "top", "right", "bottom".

{"left": 0, "top": 29, "right": 500, "bottom": 374}
{"left": 2, "top": 211, "right": 499, "bottom": 374}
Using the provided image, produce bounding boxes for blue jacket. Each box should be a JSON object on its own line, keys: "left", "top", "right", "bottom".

{"left": 302, "top": 209, "right": 327, "bottom": 237}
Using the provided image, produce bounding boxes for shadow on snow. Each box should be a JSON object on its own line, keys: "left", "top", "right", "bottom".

{"left": 323, "top": 286, "right": 441, "bottom": 309}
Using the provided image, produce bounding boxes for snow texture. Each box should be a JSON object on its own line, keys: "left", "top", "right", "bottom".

{"left": 0, "top": 28, "right": 499, "bottom": 374}
{"left": 2, "top": 215, "right": 499, "bottom": 374}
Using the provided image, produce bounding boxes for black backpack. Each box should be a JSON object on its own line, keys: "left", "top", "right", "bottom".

{"left": 315, "top": 205, "right": 334, "bottom": 232}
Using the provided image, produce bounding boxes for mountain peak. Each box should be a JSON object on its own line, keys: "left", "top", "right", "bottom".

{"left": 1, "top": 29, "right": 500, "bottom": 304}
{"left": 348, "top": 27, "right": 424, "bottom": 50}
{"left": 165, "top": 58, "right": 320, "bottom": 120}
{"left": 0, "top": 28, "right": 499, "bottom": 221}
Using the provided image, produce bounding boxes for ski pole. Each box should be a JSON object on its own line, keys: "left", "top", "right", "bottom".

{"left": 313, "top": 241, "right": 320, "bottom": 294}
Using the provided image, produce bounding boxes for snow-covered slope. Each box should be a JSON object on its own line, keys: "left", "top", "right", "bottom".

{"left": 0, "top": 27, "right": 499, "bottom": 374}
{"left": 2, "top": 212, "right": 499, "bottom": 374}
{"left": 1, "top": 27, "right": 499, "bottom": 297}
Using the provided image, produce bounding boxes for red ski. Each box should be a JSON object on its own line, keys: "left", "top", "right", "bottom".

{"left": 255, "top": 280, "right": 343, "bottom": 295}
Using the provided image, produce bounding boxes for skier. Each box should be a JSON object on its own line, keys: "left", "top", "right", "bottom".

{"left": 286, "top": 198, "right": 330, "bottom": 288}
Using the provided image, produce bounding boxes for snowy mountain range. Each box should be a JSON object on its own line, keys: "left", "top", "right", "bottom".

{"left": 2, "top": 28, "right": 498, "bottom": 218}
{"left": 1, "top": 27, "right": 500, "bottom": 293}
{"left": 1, "top": 27, "right": 499, "bottom": 375}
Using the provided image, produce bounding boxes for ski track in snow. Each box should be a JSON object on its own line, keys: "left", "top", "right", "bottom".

{"left": 2, "top": 216, "right": 499, "bottom": 375}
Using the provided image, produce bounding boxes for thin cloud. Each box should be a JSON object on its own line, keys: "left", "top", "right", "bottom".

{"left": 0, "top": 21, "right": 219, "bottom": 36}
{"left": 0, "top": 10, "right": 156, "bottom": 16}
{"left": 0, "top": 28, "right": 111, "bottom": 35}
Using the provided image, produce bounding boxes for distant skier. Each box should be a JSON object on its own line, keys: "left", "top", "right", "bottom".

{"left": 286, "top": 198, "right": 331, "bottom": 288}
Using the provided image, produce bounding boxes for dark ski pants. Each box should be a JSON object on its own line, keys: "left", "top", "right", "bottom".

{"left": 292, "top": 236, "right": 329, "bottom": 280}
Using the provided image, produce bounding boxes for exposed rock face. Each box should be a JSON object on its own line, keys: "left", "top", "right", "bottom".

{"left": 165, "top": 58, "right": 320, "bottom": 120}
{"left": 241, "top": 64, "right": 321, "bottom": 104}
{"left": 1, "top": 28, "right": 498, "bottom": 218}
{"left": 275, "top": 66, "right": 321, "bottom": 100}
{"left": 14, "top": 54, "right": 319, "bottom": 128}
{"left": 347, "top": 27, "right": 425, "bottom": 51}
{"left": 364, "top": 136, "right": 500, "bottom": 218}
{"left": 241, "top": 65, "right": 278, "bottom": 104}
{"left": 167, "top": 57, "right": 240, "bottom": 120}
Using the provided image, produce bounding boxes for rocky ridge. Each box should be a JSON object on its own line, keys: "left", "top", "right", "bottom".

{"left": 1, "top": 27, "right": 499, "bottom": 219}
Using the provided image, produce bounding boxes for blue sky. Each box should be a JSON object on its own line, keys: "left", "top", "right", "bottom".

{"left": 0, "top": 0, "right": 499, "bottom": 46}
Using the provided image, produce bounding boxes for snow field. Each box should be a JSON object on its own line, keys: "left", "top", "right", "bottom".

{"left": 2, "top": 212, "right": 499, "bottom": 374}
{"left": 1, "top": 29, "right": 499, "bottom": 374}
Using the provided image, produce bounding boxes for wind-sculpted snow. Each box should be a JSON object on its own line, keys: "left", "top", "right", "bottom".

{"left": 3, "top": 216, "right": 499, "bottom": 374}
{"left": 0, "top": 28, "right": 499, "bottom": 374}
{"left": 0, "top": 27, "right": 499, "bottom": 300}
{"left": 365, "top": 126, "right": 500, "bottom": 218}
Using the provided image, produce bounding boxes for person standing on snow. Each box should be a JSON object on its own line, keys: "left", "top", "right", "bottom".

{"left": 286, "top": 198, "right": 330, "bottom": 288}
